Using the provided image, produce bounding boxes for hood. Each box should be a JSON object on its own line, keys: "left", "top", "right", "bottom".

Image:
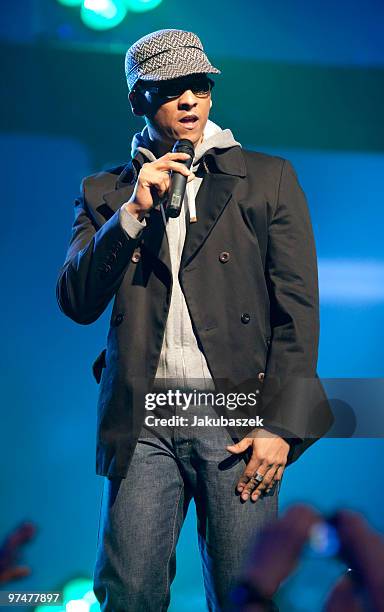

{"left": 130, "top": 119, "right": 241, "bottom": 171}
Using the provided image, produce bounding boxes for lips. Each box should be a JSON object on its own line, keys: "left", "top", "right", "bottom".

{"left": 179, "top": 114, "right": 199, "bottom": 125}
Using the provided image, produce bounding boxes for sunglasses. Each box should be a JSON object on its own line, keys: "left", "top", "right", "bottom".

{"left": 137, "top": 77, "right": 215, "bottom": 101}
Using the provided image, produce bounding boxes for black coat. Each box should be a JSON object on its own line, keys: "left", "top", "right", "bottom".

{"left": 56, "top": 145, "right": 334, "bottom": 478}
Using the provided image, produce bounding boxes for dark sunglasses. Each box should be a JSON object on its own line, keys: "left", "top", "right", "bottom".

{"left": 137, "top": 77, "right": 215, "bottom": 101}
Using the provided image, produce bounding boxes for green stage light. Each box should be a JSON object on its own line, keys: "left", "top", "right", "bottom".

{"left": 34, "top": 578, "right": 99, "bottom": 612}
{"left": 63, "top": 578, "right": 94, "bottom": 603}
{"left": 57, "top": 0, "right": 83, "bottom": 6}
{"left": 80, "top": 0, "right": 127, "bottom": 30}
{"left": 124, "top": 0, "right": 163, "bottom": 12}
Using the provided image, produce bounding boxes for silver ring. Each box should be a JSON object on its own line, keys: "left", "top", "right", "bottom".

{"left": 253, "top": 472, "right": 264, "bottom": 483}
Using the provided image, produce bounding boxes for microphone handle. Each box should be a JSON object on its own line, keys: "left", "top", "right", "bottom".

{"left": 166, "top": 153, "right": 193, "bottom": 218}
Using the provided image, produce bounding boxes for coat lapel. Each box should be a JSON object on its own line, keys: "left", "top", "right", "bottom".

{"left": 180, "top": 173, "right": 238, "bottom": 270}
{"left": 102, "top": 185, "right": 135, "bottom": 213}
{"left": 181, "top": 146, "right": 247, "bottom": 269}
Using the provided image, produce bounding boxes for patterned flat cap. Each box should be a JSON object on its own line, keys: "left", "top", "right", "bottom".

{"left": 125, "top": 29, "right": 221, "bottom": 91}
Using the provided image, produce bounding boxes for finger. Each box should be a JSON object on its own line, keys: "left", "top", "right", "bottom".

{"left": 158, "top": 161, "right": 194, "bottom": 177}
{"left": 240, "top": 461, "right": 271, "bottom": 501}
{"left": 263, "top": 464, "right": 285, "bottom": 492}
{"left": 151, "top": 172, "right": 195, "bottom": 197}
{"left": 251, "top": 467, "right": 277, "bottom": 500}
{"left": 273, "top": 465, "right": 285, "bottom": 483}
{"left": 147, "top": 176, "right": 169, "bottom": 200}
{"left": 236, "top": 450, "right": 263, "bottom": 493}
{"left": 231, "top": 439, "right": 262, "bottom": 496}
{"left": 160, "top": 152, "right": 192, "bottom": 161}
{"left": 251, "top": 465, "right": 278, "bottom": 501}
{"left": 263, "top": 467, "right": 281, "bottom": 494}
{"left": 162, "top": 168, "right": 196, "bottom": 183}
{"left": 227, "top": 437, "right": 253, "bottom": 455}
{"left": 237, "top": 467, "right": 261, "bottom": 496}
{"left": 262, "top": 465, "right": 284, "bottom": 495}
{"left": 264, "top": 474, "right": 281, "bottom": 494}
{"left": 156, "top": 177, "right": 170, "bottom": 198}
{"left": 257, "top": 480, "right": 277, "bottom": 498}
{"left": 138, "top": 168, "right": 170, "bottom": 191}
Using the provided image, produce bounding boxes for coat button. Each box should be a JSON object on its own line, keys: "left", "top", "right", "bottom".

{"left": 106, "top": 252, "right": 117, "bottom": 263}
{"left": 114, "top": 313, "right": 124, "bottom": 326}
{"left": 219, "top": 251, "right": 230, "bottom": 263}
{"left": 258, "top": 372, "right": 265, "bottom": 382}
{"left": 131, "top": 251, "right": 141, "bottom": 263}
{"left": 98, "top": 263, "right": 111, "bottom": 276}
{"left": 241, "top": 312, "right": 250, "bottom": 324}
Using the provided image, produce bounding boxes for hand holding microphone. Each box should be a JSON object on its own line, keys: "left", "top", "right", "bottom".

{"left": 126, "top": 141, "right": 195, "bottom": 221}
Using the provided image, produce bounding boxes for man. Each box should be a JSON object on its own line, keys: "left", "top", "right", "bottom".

{"left": 56, "top": 29, "right": 333, "bottom": 611}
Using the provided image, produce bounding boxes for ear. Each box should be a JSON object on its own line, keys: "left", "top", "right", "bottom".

{"left": 128, "top": 90, "right": 145, "bottom": 117}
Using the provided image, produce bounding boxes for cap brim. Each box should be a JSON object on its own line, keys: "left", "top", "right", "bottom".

{"left": 135, "top": 46, "right": 221, "bottom": 87}
{"left": 140, "top": 65, "right": 221, "bottom": 84}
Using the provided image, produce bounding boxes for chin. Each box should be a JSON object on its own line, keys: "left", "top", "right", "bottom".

{"left": 167, "top": 125, "right": 204, "bottom": 147}
{"left": 178, "top": 129, "right": 204, "bottom": 145}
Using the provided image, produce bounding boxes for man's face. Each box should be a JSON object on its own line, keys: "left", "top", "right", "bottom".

{"left": 130, "top": 74, "right": 213, "bottom": 148}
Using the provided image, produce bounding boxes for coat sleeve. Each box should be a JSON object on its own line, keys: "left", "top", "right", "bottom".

{"left": 56, "top": 178, "right": 144, "bottom": 325}
{"left": 261, "top": 159, "right": 333, "bottom": 463}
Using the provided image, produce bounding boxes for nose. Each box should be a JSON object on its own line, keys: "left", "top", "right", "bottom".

{"left": 177, "top": 89, "right": 198, "bottom": 109}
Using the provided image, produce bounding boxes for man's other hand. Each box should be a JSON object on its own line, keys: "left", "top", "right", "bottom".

{"left": 226, "top": 428, "right": 289, "bottom": 502}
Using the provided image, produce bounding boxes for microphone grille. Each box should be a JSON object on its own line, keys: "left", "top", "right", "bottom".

{"left": 172, "top": 139, "right": 194, "bottom": 156}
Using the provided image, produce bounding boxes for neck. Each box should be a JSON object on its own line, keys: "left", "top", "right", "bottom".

{"left": 148, "top": 135, "right": 173, "bottom": 158}
{"left": 146, "top": 127, "right": 204, "bottom": 158}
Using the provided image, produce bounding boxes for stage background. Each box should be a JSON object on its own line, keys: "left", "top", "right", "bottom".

{"left": 1, "top": 1, "right": 383, "bottom": 610}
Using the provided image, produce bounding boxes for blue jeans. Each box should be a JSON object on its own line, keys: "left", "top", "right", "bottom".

{"left": 93, "top": 402, "right": 280, "bottom": 611}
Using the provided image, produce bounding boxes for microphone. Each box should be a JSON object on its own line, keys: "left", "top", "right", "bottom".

{"left": 166, "top": 139, "right": 194, "bottom": 218}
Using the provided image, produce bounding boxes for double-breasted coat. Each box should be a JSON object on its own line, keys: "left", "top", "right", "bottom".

{"left": 56, "top": 145, "right": 334, "bottom": 478}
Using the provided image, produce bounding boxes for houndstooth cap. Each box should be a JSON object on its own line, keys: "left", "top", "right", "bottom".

{"left": 125, "top": 29, "right": 221, "bottom": 91}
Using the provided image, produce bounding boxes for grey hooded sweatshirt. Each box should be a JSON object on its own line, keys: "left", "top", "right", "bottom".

{"left": 119, "top": 119, "right": 241, "bottom": 391}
